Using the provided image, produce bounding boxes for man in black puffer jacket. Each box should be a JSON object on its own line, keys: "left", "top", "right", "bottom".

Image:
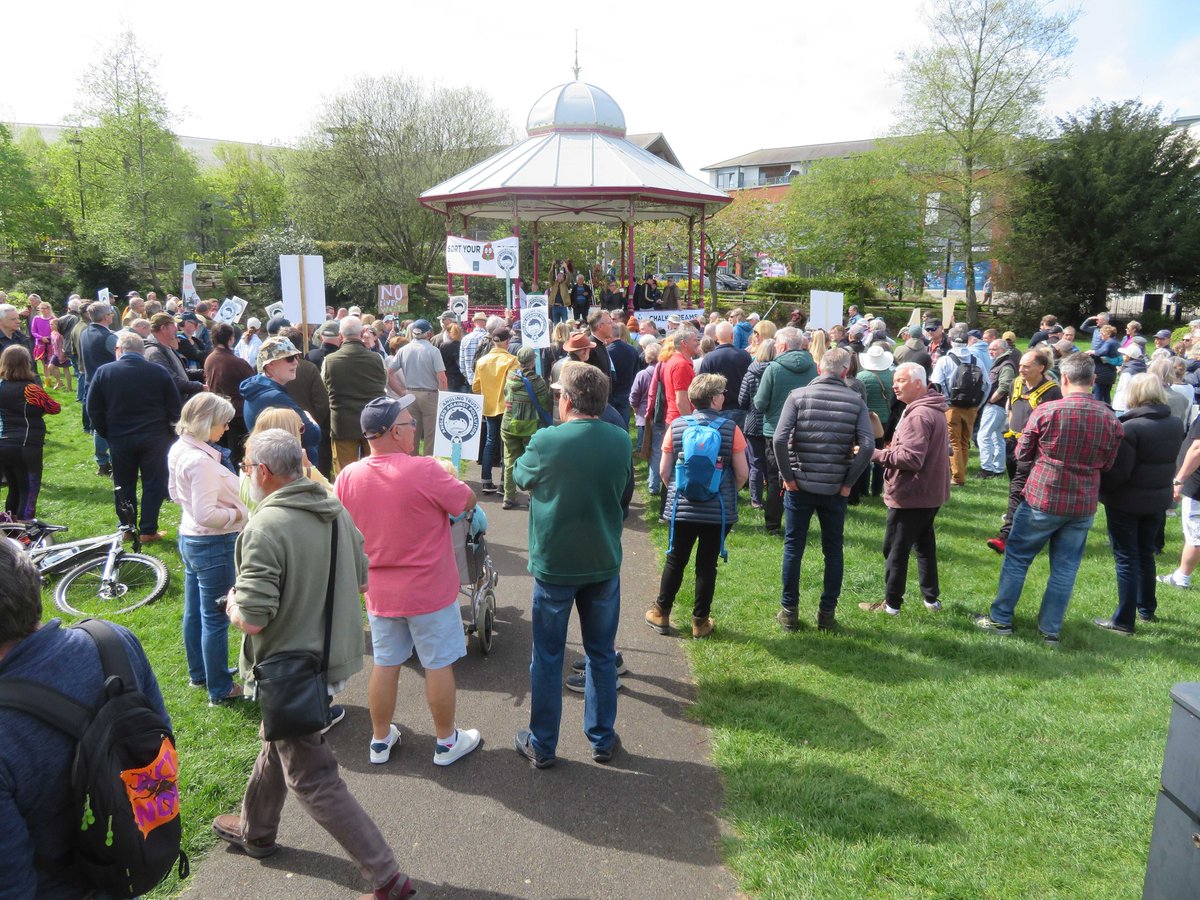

{"left": 771, "top": 347, "right": 876, "bottom": 632}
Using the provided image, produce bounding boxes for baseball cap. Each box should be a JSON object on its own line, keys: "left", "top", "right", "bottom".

{"left": 265, "top": 315, "right": 291, "bottom": 335}
{"left": 516, "top": 346, "right": 537, "bottom": 370}
{"left": 126, "top": 290, "right": 141, "bottom": 299}
{"left": 317, "top": 320, "right": 341, "bottom": 338}
{"left": 440, "top": 310, "right": 458, "bottom": 321}
{"left": 1002, "top": 331, "right": 1017, "bottom": 343}
{"left": 1118, "top": 343, "right": 1143, "bottom": 358}
{"left": 968, "top": 329, "right": 983, "bottom": 340}
{"left": 256, "top": 336, "right": 302, "bottom": 372}
{"left": 747, "top": 312, "right": 761, "bottom": 322}
{"left": 907, "top": 325, "right": 923, "bottom": 338}
{"left": 1156, "top": 329, "right": 1173, "bottom": 339}
{"left": 411, "top": 319, "right": 433, "bottom": 335}
{"left": 492, "top": 328, "right": 512, "bottom": 342}
{"left": 177, "top": 312, "right": 199, "bottom": 325}
{"left": 361, "top": 395, "right": 415, "bottom": 438}
{"left": 347, "top": 306, "right": 362, "bottom": 317}
{"left": 246, "top": 316, "right": 262, "bottom": 330}
{"left": 924, "top": 319, "right": 942, "bottom": 331}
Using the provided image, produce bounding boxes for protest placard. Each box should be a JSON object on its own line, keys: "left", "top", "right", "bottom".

{"left": 809, "top": 290, "right": 845, "bottom": 331}
{"left": 279, "top": 255, "right": 326, "bottom": 327}
{"left": 444, "top": 236, "right": 520, "bottom": 278}
{"left": 215, "top": 297, "right": 248, "bottom": 325}
{"left": 520, "top": 305, "right": 551, "bottom": 349}
{"left": 449, "top": 295, "right": 469, "bottom": 320}
{"left": 181, "top": 263, "right": 200, "bottom": 307}
{"left": 377, "top": 284, "right": 409, "bottom": 314}
{"left": 433, "top": 391, "right": 483, "bottom": 460}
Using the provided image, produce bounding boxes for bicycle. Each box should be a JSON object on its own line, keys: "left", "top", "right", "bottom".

{"left": 5, "top": 487, "right": 171, "bottom": 617}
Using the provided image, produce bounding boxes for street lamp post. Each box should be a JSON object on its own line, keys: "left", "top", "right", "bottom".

{"left": 68, "top": 129, "right": 85, "bottom": 224}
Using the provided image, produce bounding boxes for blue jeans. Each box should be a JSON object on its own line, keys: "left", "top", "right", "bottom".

{"left": 978, "top": 403, "right": 1007, "bottom": 473}
{"left": 179, "top": 532, "right": 238, "bottom": 701}
{"left": 1105, "top": 505, "right": 1162, "bottom": 629}
{"left": 609, "top": 396, "right": 631, "bottom": 429}
{"left": 989, "top": 502, "right": 1093, "bottom": 637}
{"left": 781, "top": 489, "right": 848, "bottom": 614}
{"left": 528, "top": 575, "right": 621, "bottom": 756}
{"left": 647, "top": 422, "right": 666, "bottom": 495}
{"left": 746, "top": 435, "right": 767, "bottom": 504}
{"left": 550, "top": 305, "right": 568, "bottom": 325}
{"left": 481, "top": 414, "right": 503, "bottom": 483}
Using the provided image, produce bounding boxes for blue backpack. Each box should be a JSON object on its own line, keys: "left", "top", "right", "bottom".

{"left": 670, "top": 415, "right": 730, "bottom": 561}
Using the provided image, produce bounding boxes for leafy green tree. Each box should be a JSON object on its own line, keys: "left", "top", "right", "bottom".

{"left": 783, "top": 143, "right": 926, "bottom": 287}
{"left": 288, "top": 75, "right": 512, "bottom": 279}
{"left": 1004, "top": 100, "right": 1200, "bottom": 321}
{"left": 43, "top": 30, "right": 202, "bottom": 288}
{"left": 0, "top": 124, "right": 55, "bottom": 249}
{"left": 897, "top": 0, "right": 1078, "bottom": 324}
{"left": 203, "top": 144, "right": 290, "bottom": 245}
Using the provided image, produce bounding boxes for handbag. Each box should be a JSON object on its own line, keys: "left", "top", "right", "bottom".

{"left": 253, "top": 518, "right": 339, "bottom": 741}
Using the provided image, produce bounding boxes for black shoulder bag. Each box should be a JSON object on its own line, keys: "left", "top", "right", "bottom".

{"left": 253, "top": 518, "right": 339, "bottom": 741}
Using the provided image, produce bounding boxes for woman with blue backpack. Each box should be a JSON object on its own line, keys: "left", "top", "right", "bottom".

{"left": 644, "top": 374, "right": 749, "bottom": 639}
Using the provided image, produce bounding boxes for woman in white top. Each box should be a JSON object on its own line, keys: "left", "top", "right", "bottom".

{"left": 167, "top": 393, "right": 249, "bottom": 705}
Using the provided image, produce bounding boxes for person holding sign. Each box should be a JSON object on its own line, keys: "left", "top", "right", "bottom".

{"left": 472, "top": 329, "right": 518, "bottom": 494}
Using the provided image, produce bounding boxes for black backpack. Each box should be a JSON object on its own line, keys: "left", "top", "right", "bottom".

{"left": 0, "top": 619, "right": 188, "bottom": 898}
{"left": 946, "top": 354, "right": 986, "bottom": 408}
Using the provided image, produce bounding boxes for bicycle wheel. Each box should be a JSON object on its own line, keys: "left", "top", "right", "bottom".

{"left": 53, "top": 552, "right": 170, "bottom": 617}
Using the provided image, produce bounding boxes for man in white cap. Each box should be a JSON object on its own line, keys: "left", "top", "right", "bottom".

{"left": 335, "top": 396, "right": 481, "bottom": 768}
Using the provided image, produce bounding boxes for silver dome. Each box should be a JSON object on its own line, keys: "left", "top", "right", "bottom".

{"left": 526, "top": 80, "right": 626, "bottom": 137}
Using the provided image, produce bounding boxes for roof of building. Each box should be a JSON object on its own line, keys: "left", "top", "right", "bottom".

{"left": 5, "top": 122, "right": 270, "bottom": 168}
{"left": 626, "top": 132, "right": 682, "bottom": 169}
{"left": 703, "top": 138, "right": 878, "bottom": 171}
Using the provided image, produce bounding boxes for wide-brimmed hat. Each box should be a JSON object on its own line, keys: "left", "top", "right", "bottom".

{"left": 859, "top": 344, "right": 894, "bottom": 372}
{"left": 256, "top": 336, "right": 301, "bottom": 372}
{"left": 563, "top": 331, "right": 596, "bottom": 353}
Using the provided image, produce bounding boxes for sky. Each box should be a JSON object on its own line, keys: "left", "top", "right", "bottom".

{"left": 3, "top": 0, "right": 1198, "bottom": 180}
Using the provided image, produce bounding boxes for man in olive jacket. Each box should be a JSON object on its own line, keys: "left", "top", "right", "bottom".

{"left": 220, "top": 429, "right": 415, "bottom": 898}
{"left": 322, "top": 316, "right": 387, "bottom": 475}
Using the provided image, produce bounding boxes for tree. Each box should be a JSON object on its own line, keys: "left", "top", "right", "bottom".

{"left": 288, "top": 75, "right": 512, "bottom": 279}
{"left": 204, "top": 144, "right": 290, "bottom": 245}
{"left": 783, "top": 143, "right": 927, "bottom": 287}
{"left": 0, "top": 124, "right": 55, "bottom": 249}
{"left": 897, "top": 0, "right": 1078, "bottom": 324}
{"left": 1003, "top": 101, "right": 1200, "bottom": 321}
{"left": 47, "top": 30, "right": 202, "bottom": 287}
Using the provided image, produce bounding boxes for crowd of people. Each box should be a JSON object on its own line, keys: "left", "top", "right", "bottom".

{"left": 5, "top": 276, "right": 1200, "bottom": 898}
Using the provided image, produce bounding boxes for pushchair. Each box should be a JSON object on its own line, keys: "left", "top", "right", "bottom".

{"left": 451, "top": 509, "right": 498, "bottom": 654}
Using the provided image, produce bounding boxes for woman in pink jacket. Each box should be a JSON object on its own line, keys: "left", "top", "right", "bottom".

{"left": 168, "top": 393, "right": 249, "bottom": 705}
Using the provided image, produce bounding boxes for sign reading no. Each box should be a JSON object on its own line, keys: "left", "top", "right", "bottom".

{"left": 377, "top": 284, "right": 409, "bottom": 313}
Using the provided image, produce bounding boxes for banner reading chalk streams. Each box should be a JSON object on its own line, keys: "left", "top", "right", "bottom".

{"left": 434, "top": 391, "right": 483, "bottom": 465}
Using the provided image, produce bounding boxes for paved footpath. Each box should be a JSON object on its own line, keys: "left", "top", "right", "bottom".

{"left": 183, "top": 483, "right": 738, "bottom": 899}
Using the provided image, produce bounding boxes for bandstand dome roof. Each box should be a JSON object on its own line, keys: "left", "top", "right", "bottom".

{"left": 420, "top": 79, "right": 730, "bottom": 224}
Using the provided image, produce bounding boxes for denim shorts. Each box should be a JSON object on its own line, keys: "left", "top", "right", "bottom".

{"left": 368, "top": 603, "right": 465, "bottom": 670}
{"left": 1183, "top": 497, "right": 1200, "bottom": 547}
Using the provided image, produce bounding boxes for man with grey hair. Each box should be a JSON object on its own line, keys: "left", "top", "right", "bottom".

{"left": 217, "top": 430, "right": 416, "bottom": 900}
{"left": 86, "top": 331, "right": 181, "bottom": 542}
{"left": 979, "top": 338, "right": 1016, "bottom": 479}
{"left": 391, "top": 319, "right": 446, "bottom": 456}
{"left": 931, "top": 323, "right": 990, "bottom": 486}
{"left": 1080, "top": 311, "right": 1111, "bottom": 352}
{"left": 699, "top": 319, "right": 752, "bottom": 432}
{"left": 513, "top": 362, "right": 631, "bottom": 768}
{"left": 773, "top": 346, "right": 874, "bottom": 631}
{"left": 0, "top": 540, "right": 171, "bottom": 899}
{"left": 859, "top": 361, "right": 950, "bottom": 617}
{"left": 975, "top": 354, "right": 1122, "bottom": 645}
{"left": 322, "top": 315, "right": 387, "bottom": 474}
{"left": 753, "top": 326, "right": 816, "bottom": 534}
{"left": 0, "top": 303, "right": 31, "bottom": 355}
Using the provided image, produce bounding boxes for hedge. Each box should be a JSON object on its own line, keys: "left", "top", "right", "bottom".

{"left": 748, "top": 275, "right": 877, "bottom": 300}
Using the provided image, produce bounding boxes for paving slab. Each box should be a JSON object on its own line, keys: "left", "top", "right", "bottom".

{"left": 183, "top": 484, "right": 738, "bottom": 899}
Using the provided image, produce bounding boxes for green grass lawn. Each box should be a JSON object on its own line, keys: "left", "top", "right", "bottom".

{"left": 32, "top": 386, "right": 262, "bottom": 897}
{"left": 639, "top": 453, "right": 1196, "bottom": 898}
{"left": 33, "top": 379, "right": 1193, "bottom": 899}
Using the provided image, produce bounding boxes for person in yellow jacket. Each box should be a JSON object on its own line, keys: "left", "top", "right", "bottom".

{"left": 472, "top": 327, "right": 518, "bottom": 493}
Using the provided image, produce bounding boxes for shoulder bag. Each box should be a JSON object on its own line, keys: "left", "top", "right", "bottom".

{"left": 252, "top": 518, "right": 339, "bottom": 741}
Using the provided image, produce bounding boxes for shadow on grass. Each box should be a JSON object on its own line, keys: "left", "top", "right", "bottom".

{"left": 722, "top": 757, "right": 962, "bottom": 845}
{"left": 693, "top": 675, "right": 886, "bottom": 752}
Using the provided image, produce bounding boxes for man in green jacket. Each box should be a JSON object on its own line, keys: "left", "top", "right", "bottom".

{"left": 513, "top": 363, "right": 631, "bottom": 769}
{"left": 501, "top": 347, "right": 552, "bottom": 510}
{"left": 217, "top": 429, "right": 416, "bottom": 900}
{"left": 753, "top": 327, "right": 816, "bottom": 534}
{"left": 322, "top": 316, "right": 387, "bottom": 475}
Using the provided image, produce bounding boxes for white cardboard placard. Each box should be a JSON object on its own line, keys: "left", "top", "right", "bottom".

{"left": 433, "top": 391, "right": 484, "bottom": 459}
{"left": 279, "top": 255, "right": 327, "bottom": 325}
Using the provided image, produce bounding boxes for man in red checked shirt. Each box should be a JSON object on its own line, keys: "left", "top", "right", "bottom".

{"left": 974, "top": 353, "right": 1122, "bottom": 645}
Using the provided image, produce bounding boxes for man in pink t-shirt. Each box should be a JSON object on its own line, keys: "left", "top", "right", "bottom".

{"left": 335, "top": 395, "right": 482, "bottom": 768}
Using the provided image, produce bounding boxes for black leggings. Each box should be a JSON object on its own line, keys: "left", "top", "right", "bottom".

{"left": 655, "top": 520, "right": 732, "bottom": 621}
{"left": 0, "top": 443, "right": 44, "bottom": 520}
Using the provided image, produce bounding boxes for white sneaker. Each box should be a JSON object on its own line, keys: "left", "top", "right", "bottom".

{"left": 1157, "top": 572, "right": 1191, "bottom": 589}
{"left": 434, "top": 727, "right": 481, "bottom": 766}
{"left": 924, "top": 600, "right": 943, "bottom": 612}
{"left": 369, "top": 724, "right": 402, "bottom": 764}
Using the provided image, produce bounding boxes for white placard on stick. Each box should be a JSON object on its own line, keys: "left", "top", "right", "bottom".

{"left": 523, "top": 292, "right": 547, "bottom": 309}
{"left": 448, "top": 295, "right": 469, "bottom": 319}
{"left": 941, "top": 296, "right": 956, "bottom": 326}
{"left": 520, "top": 305, "right": 551, "bottom": 349}
{"left": 215, "top": 297, "right": 248, "bottom": 325}
{"left": 181, "top": 263, "right": 200, "bottom": 306}
{"left": 433, "top": 391, "right": 484, "bottom": 459}
{"left": 98, "top": 288, "right": 110, "bottom": 304}
{"left": 279, "top": 255, "right": 326, "bottom": 327}
{"left": 808, "top": 290, "right": 845, "bottom": 332}
{"left": 264, "top": 301, "right": 285, "bottom": 321}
